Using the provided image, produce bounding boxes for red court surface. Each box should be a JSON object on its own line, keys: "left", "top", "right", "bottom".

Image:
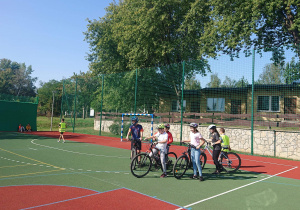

{"left": 0, "top": 185, "right": 181, "bottom": 210}
{"left": 28, "top": 131, "right": 300, "bottom": 180}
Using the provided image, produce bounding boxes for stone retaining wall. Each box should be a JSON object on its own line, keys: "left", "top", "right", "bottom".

{"left": 94, "top": 119, "right": 300, "bottom": 160}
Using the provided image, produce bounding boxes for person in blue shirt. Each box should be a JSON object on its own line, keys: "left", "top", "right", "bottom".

{"left": 126, "top": 116, "right": 144, "bottom": 159}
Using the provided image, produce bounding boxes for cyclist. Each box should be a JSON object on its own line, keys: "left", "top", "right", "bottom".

{"left": 208, "top": 124, "right": 223, "bottom": 174}
{"left": 183, "top": 123, "right": 206, "bottom": 181}
{"left": 144, "top": 124, "right": 168, "bottom": 178}
{"left": 126, "top": 117, "right": 143, "bottom": 159}
{"left": 164, "top": 124, "right": 173, "bottom": 153}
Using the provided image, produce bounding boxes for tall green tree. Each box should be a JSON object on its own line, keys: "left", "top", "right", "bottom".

{"left": 185, "top": 76, "right": 201, "bottom": 90}
{"left": 256, "top": 63, "right": 284, "bottom": 84}
{"left": 194, "top": 0, "right": 300, "bottom": 60}
{"left": 37, "top": 80, "right": 62, "bottom": 116}
{"left": 0, "top": 58, "right": 37, "bottom": 96}
{"left": 283, "top": 57, "right": 300, "bottom": 84}
{"left": 84, "top": 0, "right": 210, "bottom": 73}
{"left": 207, "top": 73, "right": 221, "bottom": 88}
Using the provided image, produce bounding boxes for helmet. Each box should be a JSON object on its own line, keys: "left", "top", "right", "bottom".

{"left": 208, "top": 124, "right": 216, "bottom": 130}
{"left": 157, "top": 124, "right": 165, "bottom": 129}
{"left": 164, "top": 124, "right": 170, "bottom": 128}
{"left": 131, "top": 116, "right": 139, "bottom": 122}
{"left": 189, "top": 123, "right": 198, "bottom": 128}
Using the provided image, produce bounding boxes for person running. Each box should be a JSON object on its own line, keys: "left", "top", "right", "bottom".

{"left": 58, "top": 119, "right": 66, "bottom": 143}
{"left": 145, "top": 124, "right": 168, "bottom": 178}
{"left": 126, "top": 117, "right": 143, "bottom": 159}
{"left": 164, "top": 124, "right": 173, "bottom": 153}
{"left": 183, "top": 123, "right": 205, "bottom": 181}
{"left": 208, "top": 124, "right": 223, "bottom": 174}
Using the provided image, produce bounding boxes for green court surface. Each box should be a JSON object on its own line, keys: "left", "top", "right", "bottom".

{"left": 1, "top": 132, "right": 299, "bottom": 209}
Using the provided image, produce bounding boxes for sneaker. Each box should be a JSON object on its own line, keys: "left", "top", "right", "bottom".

{"left": 160, "top": 173, "right": 167, "bottom": 178}
{"left": 199, "top": 176, "right": 204, "bottom": 181}
{"left": 190, "top": 175, "right": 198, "bottom": 179}
{"left": 63, "top": 141, "right": 65, "bottom": 143}
{"left": 57, "top": 140, "right": 60, "bottom": 142}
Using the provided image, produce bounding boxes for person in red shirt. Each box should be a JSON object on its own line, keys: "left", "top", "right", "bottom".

{"left": 164, "top": 124, "right": 173, "bottom": 153}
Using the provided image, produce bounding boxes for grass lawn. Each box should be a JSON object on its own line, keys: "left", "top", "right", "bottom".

{"left": 37, "top": 116, "right": 119, "bottom": 138}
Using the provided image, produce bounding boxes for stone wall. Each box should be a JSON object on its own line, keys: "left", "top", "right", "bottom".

{"left": 94, "top": 119, "right": 300, "bottom": 160}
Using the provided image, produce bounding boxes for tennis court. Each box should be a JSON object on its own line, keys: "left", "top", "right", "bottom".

{"left": 1, "top": 131, "right": 299, "bottom": 210}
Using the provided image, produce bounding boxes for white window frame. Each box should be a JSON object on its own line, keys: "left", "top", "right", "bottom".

{"left": 257, "top": 96, "right": 280, "bottom": 112}
{"left": 207, "top": 98, "right": 225, "bottom": 112}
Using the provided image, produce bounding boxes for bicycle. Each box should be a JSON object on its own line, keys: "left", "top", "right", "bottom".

{"left": 130, "top": 141, "right": 177, "bottom": 178}
{"left": 173, "top": 142, "right": 207, "bottom": 179}
{"left": 201, "top": 140, "right": 241, "bottom": 173}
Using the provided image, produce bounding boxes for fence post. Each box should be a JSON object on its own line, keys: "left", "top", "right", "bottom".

{"left": 99, "top": 74, "right": 104, "bottom": 136}
{"left": 73, "top": 77, "right": 77, "bottom": 133}
{"left": 134, "top": 69, "right": 138, "bottom": 114}
{"left": 251, "top": 49, "right": 255, "bottom": 155}
{"left": 60, "top": 80, "right": 64, "bottom": 121}
{"left": 273, "top": 130, "right": 276, "bottom": 157}
{"left": 180, "top": 61, "right": 185, "bottom": 145}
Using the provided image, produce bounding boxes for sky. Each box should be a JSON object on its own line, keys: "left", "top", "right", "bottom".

{"left": 0, "top": 0, "right": 113, "bottom": 86}
{"left": 0, "top": 0, "right": 298, "bottom": 88}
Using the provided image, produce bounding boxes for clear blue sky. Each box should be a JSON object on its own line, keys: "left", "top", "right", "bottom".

{"left": 0, "top": 0, "right": 112, "bottom": 86}
{"left": 0, "top": 0, "right": 297, "bottom": 88}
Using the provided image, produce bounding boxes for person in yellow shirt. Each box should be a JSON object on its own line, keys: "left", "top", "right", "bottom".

{"left": 58, "top": 119, "right": 66, "bottom": 143}
{"left": 25, "top": 123, "right": 31, "bottom": 132}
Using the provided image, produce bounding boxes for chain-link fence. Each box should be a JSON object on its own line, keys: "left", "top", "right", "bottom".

{"left": 57, "top": 48, "right": 300, "bottom": 159}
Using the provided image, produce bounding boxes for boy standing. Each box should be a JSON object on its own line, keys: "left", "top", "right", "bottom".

{"left": 58, "top": 119, "right": 66, "bottom": 143}
{"left": 126, "top": 117, "right": 143, "bottom": 159}
{"left": 219, "top": 128, "right": 231, "bottom": 154}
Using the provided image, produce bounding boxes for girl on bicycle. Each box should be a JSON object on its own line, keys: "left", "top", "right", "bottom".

{"left": 144, "top": 124, "right": 168, "bottom": 178}
{"left": 208, "top": 124, "right": 223, "bottom": 174}
{"left": 183, "top": 123, "right": 205, "bottom": 181}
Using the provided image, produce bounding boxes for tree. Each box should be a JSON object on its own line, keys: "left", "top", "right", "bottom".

{"left": 37, "top": 80, "right": 62, "bottom": 116}
{"left": 0, "top": 58, "right": 37, "bottom": 96}
{"left": 72, "top": 71, "right": 100, "bottom": 118}
{"left": 192, "top": 0, "right": 300, "bottom": 60}
{"left": 256, "top": 63, "right": 284, "bottom": 84}
{"left": 84, "top": 1, "right": 211, "bottom": 112}
{"left": 282, "top": 57, "right": 300, "bottom": 84}
{"left": 84, "top": 0, "right": 210, "bottom": 72}
{"left": 221, "top": 76, "right": 237, "bottom": 88}
{"left": 207, "top": 73, "right": 221, "bottom": 88}
{"left": 185, "top": 76, "right": 201, "bottom": 90}
{"left": 235, "top": 76, "right": 249, "bottom": 87}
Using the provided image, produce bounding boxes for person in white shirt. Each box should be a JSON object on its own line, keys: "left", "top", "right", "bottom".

{"left": 183, "top": 123, "right": 206, "bottom": 181}
{"left": 144, "top": 124, "right": 168, "bottom": 178}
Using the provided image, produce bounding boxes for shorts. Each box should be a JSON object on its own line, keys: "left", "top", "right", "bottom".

{"left": 60, "top": 132, "right": 64, "bottom": 134}
{"left": 131, "top": 139, "right": 141, "bottom": 150}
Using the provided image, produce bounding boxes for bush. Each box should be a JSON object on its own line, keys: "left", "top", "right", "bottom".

{"left": 109, "top": 120, "right": 131, "bottom": 136}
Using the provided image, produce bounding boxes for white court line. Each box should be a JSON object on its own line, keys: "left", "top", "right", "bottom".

{"left": 30, "top": 140, "right": 128, "bottom": 159}
{"left": 176, "top": 166, "right": 298, "bottom": 210}
{"left": 241, "top": 158, "right": 296, "bottom": 167}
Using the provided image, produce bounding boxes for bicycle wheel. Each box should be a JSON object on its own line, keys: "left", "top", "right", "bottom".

{"left": 173, "top": 155, "right": 189, "bottom": 179}
{"left": 166, "top": 152, "right": 177, "bottom": 174}
{"left": 131, "top": 153, "right": 152, "bottom": 178}
{"left": 200, "top": 152, "right": 207, "bottom": 169}
{"left": 220, "top": 152, "right": 241, "bottom": 173}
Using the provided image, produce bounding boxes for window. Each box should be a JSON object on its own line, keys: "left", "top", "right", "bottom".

{"left": 257, "top": 96, "right": 280, "bottom": 112}
{"left": 171, "top": 100, "right": 186, "bottom": 112}
{"left": 207, "top": 98, "right": 225, "bottom": 112}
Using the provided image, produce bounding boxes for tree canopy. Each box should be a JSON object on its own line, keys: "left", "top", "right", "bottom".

{"left": 0, "top": 58, "right": 37, "bottom": 97}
